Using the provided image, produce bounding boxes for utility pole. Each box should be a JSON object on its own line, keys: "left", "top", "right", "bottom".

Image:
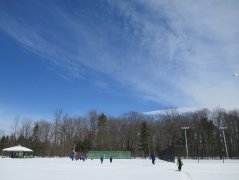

{"left": 219, "top": 127, "right": 229, "bottom": 159}
{"left": 181, "top": 127, "right": 190, "bottom": 158}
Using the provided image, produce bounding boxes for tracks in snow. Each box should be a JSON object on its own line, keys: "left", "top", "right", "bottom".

{"left": 181, "top": 170, "right": 194, "bottom": 180}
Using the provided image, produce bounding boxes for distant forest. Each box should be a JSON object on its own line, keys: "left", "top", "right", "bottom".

{"left": 1, "top": 108, "right": 239, "bottom": 158}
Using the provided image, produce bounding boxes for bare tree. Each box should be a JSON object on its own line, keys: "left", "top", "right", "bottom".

{"left": 20, "top": 119, "right": 32, "bottom": 139}
{"left": 87, "top": 111, "right": 98, "bottom": 150}
{"left": 10, "top": 116, "right": 20, "bottom": 145}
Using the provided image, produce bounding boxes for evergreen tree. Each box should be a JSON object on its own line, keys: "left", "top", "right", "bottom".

{"left": 76, "top": 138, "right": 91, "bottom": 153}
{"left": 31, "top": 123, "right": 41, "bottom": 156}
{"left": 139, "top": 121, "right": 149, "bottom": 158}
{"left": 97, "top": 113, "right": 108, "bottom": 150}
{"left": 0, "top": 136, "right": 8, "bottom": 150}
{"left": 200, "top": 118, "right": 216, "bottom": 144}
{"left": 17, "top": 134, "right": 27, "bottom": 146}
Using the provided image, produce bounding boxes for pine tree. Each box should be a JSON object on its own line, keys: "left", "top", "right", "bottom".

{"left": 97, "top": 113, "right": 108, "bottom": 150}
{"left": 31, "top": 123, "right": 41, "bottom": 156}
{"left": 139, "top": 121, "right": 149, "bottom": 158}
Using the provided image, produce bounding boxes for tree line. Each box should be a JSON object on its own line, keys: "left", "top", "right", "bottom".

{"left": 0, "top": 108, "right": 238, "bottom": 158}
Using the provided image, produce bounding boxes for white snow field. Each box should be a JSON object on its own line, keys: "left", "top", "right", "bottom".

{"left": 0, "top": 158, "right": 239, "bottom": 180}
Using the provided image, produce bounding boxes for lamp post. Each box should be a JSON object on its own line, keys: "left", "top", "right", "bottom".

{"left": 181, "top": 126, "right": 190, "bottom": 158}
{"left": 219, "top": 127, "right": 229, "bottom": 159}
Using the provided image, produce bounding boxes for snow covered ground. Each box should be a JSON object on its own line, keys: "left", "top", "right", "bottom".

{"left": 0, "top": 157, "right": 239, "bottom": 180}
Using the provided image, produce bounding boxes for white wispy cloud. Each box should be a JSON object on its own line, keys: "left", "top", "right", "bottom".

{"left": 0, "top": 0, "right": 239, "bottom": 109}
{"left": 121, "top": 0, "right": 239, "bottom": 109}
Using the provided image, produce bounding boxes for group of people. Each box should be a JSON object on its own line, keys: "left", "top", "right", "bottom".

{"left": 70, "top": 153, "right": 87, "bottom": 161}
{"left": 70, "top": 153, "right": 183, "bottom": 171}
{"left": 70, "top": 153, "right": 113, "bottom": 164}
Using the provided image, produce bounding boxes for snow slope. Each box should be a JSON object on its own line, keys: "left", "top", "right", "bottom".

{"left": 0, "top": 158, "right": 238, "bottom": 180}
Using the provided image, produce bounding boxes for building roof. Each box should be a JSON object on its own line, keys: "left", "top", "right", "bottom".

{"left": 2, "top": 145, "right": 33, "bottom": 152}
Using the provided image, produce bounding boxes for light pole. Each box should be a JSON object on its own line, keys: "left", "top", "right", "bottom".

{"left": 219, "top": 127, "right": 229, "bottom": 159}
{"left": 181, "top": 126, "right": 190, "bottom": 158}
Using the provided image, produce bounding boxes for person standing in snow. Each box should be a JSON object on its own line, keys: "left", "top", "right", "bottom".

{"left": 151, "top": 153, "right": 156, "bottom": 165}
{"left": 177, "top": 157, "right": 183, "bottom": 171}
{"left": 70, "top": 154, "right": 74, "bottom": 161}
{"left": 110, "top": 155, "right": 113, "bottom": 163}
{"left": 100, "top": 155, "right": 104, "bottom": 164}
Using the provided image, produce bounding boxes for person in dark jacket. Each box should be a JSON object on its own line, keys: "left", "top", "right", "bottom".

{"left": 177, "top": 157, "right": 183, "bottom": 171}
{"left": 110, "top": 155, "right": 113, "bottom": 163}
{"left": 70, "top": 154, "right": 74, "bottom": 161}
{"left": 151, "top": 153, "right": 156, "bottom": 165}
{"left": 100, "top": 155, "right": 104, "bottom": 164}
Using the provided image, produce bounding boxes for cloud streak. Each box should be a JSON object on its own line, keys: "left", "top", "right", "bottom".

{"left": 0, "top": 0, "right": 239, "bottom": 109}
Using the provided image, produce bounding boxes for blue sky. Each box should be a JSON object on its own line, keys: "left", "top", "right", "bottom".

{"left": 0, "top": 0, "right": 239, "bottom": 132}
